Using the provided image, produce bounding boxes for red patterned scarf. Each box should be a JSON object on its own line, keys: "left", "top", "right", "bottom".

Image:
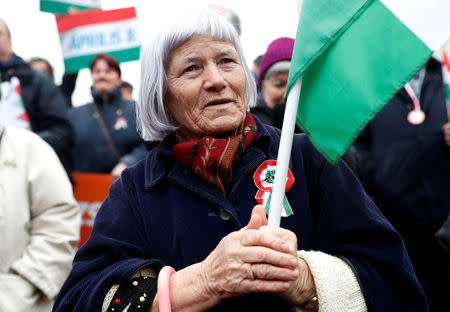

{"left": 173, "top": 112, "right": 257, "bottom": 194}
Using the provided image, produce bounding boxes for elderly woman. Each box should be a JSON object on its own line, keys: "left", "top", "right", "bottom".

{"left": 68, "top": 54, "right": 147, "bottom": 179}
{"left": 54, "top": 9, "right": 427, "bottom": 312}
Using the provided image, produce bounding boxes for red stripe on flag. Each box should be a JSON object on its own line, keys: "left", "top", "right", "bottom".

{"left": 57, "top": 7, "right": 136, "bottom": 33}
{"left": 17, "top": 112, "right": 30, "bottom": 123}
{"left": 443, "top": 51, "right": 450, "bottom": 72}
{"left": 14, "top": 84, "right": 22, "bottom": 96}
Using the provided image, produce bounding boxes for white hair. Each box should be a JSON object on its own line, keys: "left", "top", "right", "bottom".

{"left": 137, "top": 8, "right": 257, "bottom": 141}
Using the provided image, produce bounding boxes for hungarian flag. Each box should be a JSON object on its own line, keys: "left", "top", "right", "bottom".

{"left": 287, "top": 0, "right": 450, "bottom": 165}
{"left": 56, "top": 7, "right": 140, "bottom": 73}
{"left": 0, "top": 77, "right": 31, "bottom": 130}
{"left": 40, "top": 0, "right": 101, "bottom": 14}
{"left": 443, "top": 51, "right": 450, "bottom": 120}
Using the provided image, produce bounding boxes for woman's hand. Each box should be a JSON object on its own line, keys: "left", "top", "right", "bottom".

{"left": 153, "top": 205, "right": 316, "bottom": 311}
{"left": 246, "top": 205, "right": 317, "bottom": 305}
{"left": 258, "top": 225, "right": 316, "bottom": 306}
{"left": 443, "top": 122, "right": 450, "bottom": 146}
{"left": 198, "top": 205, "right": 300, "bottom": 303}
{"left": 111, "top": 162, "right": 128, "bottom": 180}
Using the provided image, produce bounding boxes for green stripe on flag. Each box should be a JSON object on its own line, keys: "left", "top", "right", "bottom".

{"left": 64, "top": 47, "right": 140, "bottom": 73}
{"left": 445, "top": 84, "right": 450, "bottom": 100}
{"left": 40, "top": 0, "right": 96, "bottom": 14}
{"left": 288, "top": 0, "right": 432, "bottom": 165}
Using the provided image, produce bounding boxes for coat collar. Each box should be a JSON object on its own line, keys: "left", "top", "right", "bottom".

{"left": 91, "top": 86, "right": 122, "bottom": 106}
{"left": 144, "top": 115, "right": 279, "bottom": 192}
{"left": 0, "top": 53, "right": 25, "bottom": 71}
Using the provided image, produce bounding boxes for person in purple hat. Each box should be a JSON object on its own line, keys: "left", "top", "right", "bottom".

{"left": 250, "top": 37, "right": 299, "bottom": 131}
{"left": 250, "top": 37, "right": 362, "bottom": 175}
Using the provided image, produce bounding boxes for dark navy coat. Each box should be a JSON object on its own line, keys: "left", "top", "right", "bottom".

{"left": 54, "top": 118, "right": 427, "bottom": 311}
{"left": 354, "top": 58, "right": 450, "bottom": 228}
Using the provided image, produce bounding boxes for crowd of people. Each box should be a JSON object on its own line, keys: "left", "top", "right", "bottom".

{"left": 0, "top": 5, "right": 449, "bottom": 312}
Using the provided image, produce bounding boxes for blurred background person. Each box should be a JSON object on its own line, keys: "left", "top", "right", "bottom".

{"left": 250, "top": 37, "right": 299, "bottom": 131}
{"left": 252, "top": 54, "right": 262, "bottom": 78}
{"left": 252, "top": 54, "right": 263, "bottom": 92}
{"left": 29, "top": 56, "right": 78, "bottom": 108}
{"left": 209, "top": 4, "right": 241, "bottom": 36}
{"left": 0, "top": 18, "right": 73, "bottom": 177}
{"left": 353, "top": 56, "right": 450, "bottom": 311}
{"left": 68, "top": 53, "right": 146, "bottom": 179}
{"left": 29, "top": 56, "right": 54, "bottom": 80}
{"left": 120, "top": 80, "right": 134, "bottom": 101}
{"left": 0, "top": 121, "right": 80, "bottom": 312}
{"left": 251, "top": 37, "right": 361, "bottom": 176}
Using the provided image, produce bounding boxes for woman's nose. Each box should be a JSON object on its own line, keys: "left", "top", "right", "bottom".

{"left": 203, "top": 65, "right": 227, "bottom": 91}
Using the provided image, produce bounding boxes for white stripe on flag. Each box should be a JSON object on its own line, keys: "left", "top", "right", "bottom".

{"left": 48, "top": 0, "right": 101, "bottom": 8}
{"left": 443, "top": 67, "right": 450, "bottom": 85}
{"left": 59, "top": 19, "right": 140, "bottom": 59}
{"left": 380, "top": 0, "right": 450, "bottom": 51}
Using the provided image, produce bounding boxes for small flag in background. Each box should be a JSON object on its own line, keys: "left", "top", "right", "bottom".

{"left": 287, "top": 0, "right": 450, "bottom": 165}
{"left": 443, "top": 51, "right": 450, "bottom": 120}
{"left": 40, "top": 0, "right": 101, "bottom": 14}
{"left": 56, "top": 7, "right": 140, "bottom": 73}
{"left": 0, "top": 77, "right": 31, "bottom": 130}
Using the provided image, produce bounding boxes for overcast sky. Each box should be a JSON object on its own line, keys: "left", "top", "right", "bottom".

{"left": 0, "top": 0, "right": 301, "bottom": 106}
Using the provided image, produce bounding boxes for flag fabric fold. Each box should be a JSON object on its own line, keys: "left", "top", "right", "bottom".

{"left": 287, "top": 0, "right": 450, "bottom": 165}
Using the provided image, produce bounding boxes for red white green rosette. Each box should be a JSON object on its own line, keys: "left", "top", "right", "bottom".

{"left": 253, "top": 160, "right": 294, "bottom": 217}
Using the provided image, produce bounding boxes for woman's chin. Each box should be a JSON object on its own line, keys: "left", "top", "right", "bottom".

{"left": 206, "top": 116, "right": 244, "bottom": 135}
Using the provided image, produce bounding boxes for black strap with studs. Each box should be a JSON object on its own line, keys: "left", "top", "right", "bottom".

{"left": 107, "top": 276, "right": 157, "bottom": 312}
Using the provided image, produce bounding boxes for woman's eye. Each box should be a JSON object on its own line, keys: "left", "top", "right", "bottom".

{"left": 183, "top": 65, "right": 196, "bottom": 73}
{"left": 220, "top": 58, "right": 233, "bottom": 64}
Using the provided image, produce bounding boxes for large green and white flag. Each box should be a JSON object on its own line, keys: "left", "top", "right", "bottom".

{"left": 287, "top": 0, "right": 450, "bottom": 165}
{"left": 56, "top": 7, "right": 140, "bottom": 73}
{"left": 40, "top": 0, "right": 101, "bottom": 14}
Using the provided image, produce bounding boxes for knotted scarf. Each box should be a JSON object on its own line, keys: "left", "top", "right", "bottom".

{"left": 173, "top": 112, "right": 257, "bottom": 194}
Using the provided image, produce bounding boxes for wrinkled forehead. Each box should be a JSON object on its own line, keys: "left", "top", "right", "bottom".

{"left": 168, "top": 35, "right": 237, "bottom": 63}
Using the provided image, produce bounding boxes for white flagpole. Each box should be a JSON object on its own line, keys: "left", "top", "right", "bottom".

{"left": 268, "top": 78, "right": 303, "bottom": 227}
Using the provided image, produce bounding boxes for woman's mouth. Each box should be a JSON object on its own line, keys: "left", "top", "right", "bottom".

{"left": 207, "top": 99, "right": 234, "bottom": 106}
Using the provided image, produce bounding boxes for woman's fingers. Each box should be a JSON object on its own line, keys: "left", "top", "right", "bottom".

{"left": 239, "top": 279, "right": 291, "bottom": 293}
{"left": 238, "top": 229, "right": 291, "bottom": 253}
{"left": 244, "top": 205, "right": 267, "bottom": 230}
{"left": 259, "top": 225, "right": 298, "bottom": 254}
{"left": 240, "top": 246, "right": 298, "bottom": 269}
{"left": 200, "top": 224, "right": 301, "bottom": 300}
{"left": 251, "top": 263, "right": 299, "bottom": 281}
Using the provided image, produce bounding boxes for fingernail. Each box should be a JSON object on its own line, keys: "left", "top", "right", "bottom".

{"left": 289, "top": 257, "right": 298, "bottom": 267}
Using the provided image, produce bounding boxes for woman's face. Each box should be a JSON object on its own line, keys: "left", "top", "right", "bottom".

{"left": 165, "top": 35, "right": 247, "bottom": 139}
{"left": 91, "top": 59, "right": 121, "bottom": 94}
{"left": 262, "top": 71, "right": 289, "bottom": 109}
{"left": 30, "top": 60, "right": 52, "bottom": 79}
